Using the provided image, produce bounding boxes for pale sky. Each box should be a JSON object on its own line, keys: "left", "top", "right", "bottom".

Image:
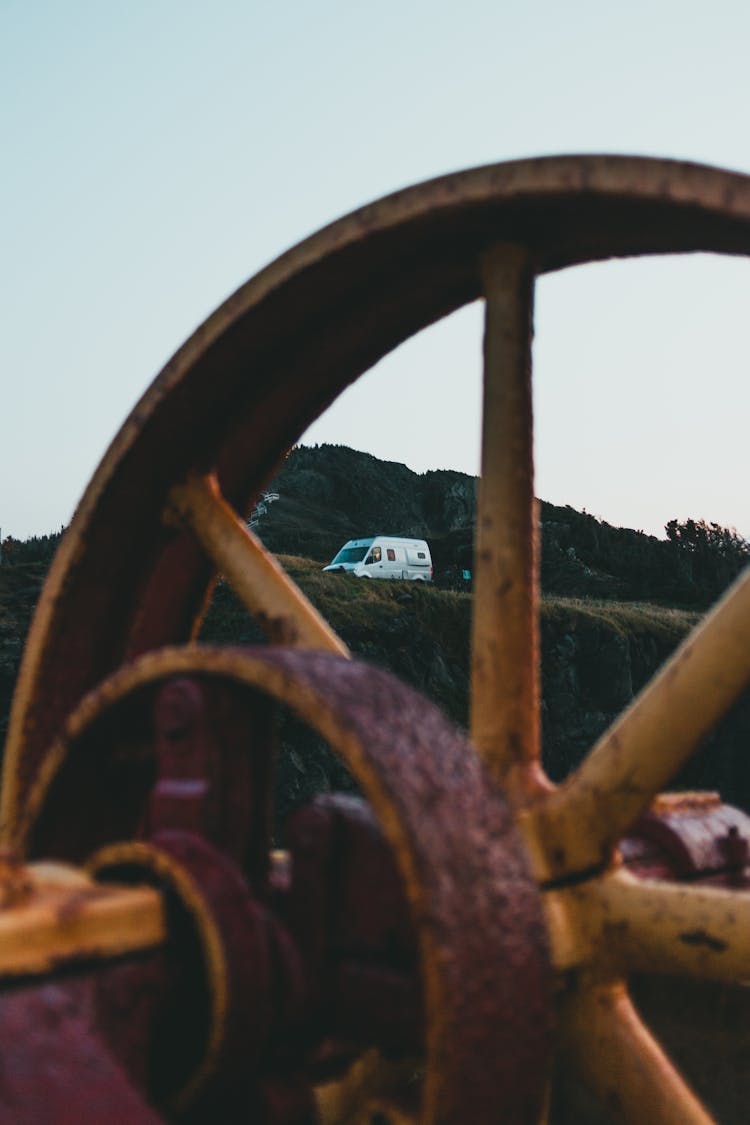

{"left": 2, "top": 0, "right": 749, "bottom": 541}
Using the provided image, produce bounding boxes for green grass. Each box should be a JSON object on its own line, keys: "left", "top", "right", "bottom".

{"left": 541, "top": 594, "right": 700, "bottom": 644}
{"left": 283, "top": 554, "right": 699, "bottom": 647}
{"left": 200, "top": 553, "right": 702, "bottom": 727}
{"left": 282, "top": 558, "right": 470, "bottom": 647}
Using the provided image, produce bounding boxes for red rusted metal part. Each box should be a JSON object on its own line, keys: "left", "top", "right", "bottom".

{"left": 0, "top": 831, "right": 311, "bottom": 1122}
{"left": 0, "top": 973, "right": 166, "bottom": 1123}
{"left": 284, "top": 794, "right": 422, "bottom": 1063}
{"left": 145, "top": 676, "right": 276, "bottom": 888}
{"left": 18, "top": 648, "right": 750, "bottom": 1119}
{"left": 6, "top": 157, "right": 750, "bottom": 833}
{"left": 87, "top": 953, "right": 174, "bottom": 1097}
{"left": 90, "top": 797, "right": 417, "bottom": 1116}
{"left": 92, "top": 828, "right": 310, "bottom": 1122}
{"left": 224, "top": 650, "right": 553, "bottom": 1124}
{"left": 25, "top": 674, "right": 276, "bottom": 885}
{"left": 621, "top": 794, "right": 750, "bottom": 885}
{"left": 146, "top": 678, "right": 214, "bottom": 842}
{"left": 25, "top": 647, "right": 555, "bottom": 1123}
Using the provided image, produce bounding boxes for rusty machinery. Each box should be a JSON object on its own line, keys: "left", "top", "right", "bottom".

{"left": 2, "top": 155, "right": 750, "bottom": 1123}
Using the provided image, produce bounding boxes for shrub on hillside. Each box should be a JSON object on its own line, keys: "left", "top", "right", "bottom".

{"left": 1, "top": 530, "right": 64, "bottom": 566}
{"left": 665, "top": 518, "right": 749, "bottom": 604}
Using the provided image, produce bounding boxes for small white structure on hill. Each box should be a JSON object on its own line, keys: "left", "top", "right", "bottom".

{"left": 247, "top": 492, "right": 280, "bottom": 529}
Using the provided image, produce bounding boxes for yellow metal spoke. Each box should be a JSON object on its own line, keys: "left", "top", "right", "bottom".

{"left": 524, "top": 567, "right": 750, "bottom": 879}
{"left": 167, "top": 473, "right": 349, "bottom": 656}
{"left": 471, "top": 244, "right": 548, "bottom": 803}
{"left": 548, "top": 867, "right": 750, "bottom": 982}
{"left": 560, "top": 978, "right": 715, "bottom": 1125}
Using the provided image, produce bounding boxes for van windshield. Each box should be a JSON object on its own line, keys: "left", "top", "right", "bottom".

{"left": 330, "top": 544, "right": 371, "bottom": 564}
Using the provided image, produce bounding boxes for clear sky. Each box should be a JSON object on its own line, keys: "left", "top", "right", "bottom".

{"left": 2, "top": 0, "right": 749, "bottom": 541}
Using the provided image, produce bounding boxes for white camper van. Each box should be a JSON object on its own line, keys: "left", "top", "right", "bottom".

{"left": 323, "top": 537, "right": 433, "bottom": 582}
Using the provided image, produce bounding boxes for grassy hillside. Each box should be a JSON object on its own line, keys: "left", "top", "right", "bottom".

{"left": 198, "top": 558, "right": 750, "bottom": 825}
{"left": 2, "top": 548, "right": 749, "bottom": 827}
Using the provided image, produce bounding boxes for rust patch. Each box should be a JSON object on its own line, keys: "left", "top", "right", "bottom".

{"left": 679, "top": 929, "right": 728, "bottom": 953}
{"left": 0, "top": 851, "right": 33, "bottom": 908}
{"left": 55, "top": 888, "right": 105, "bottom": 924}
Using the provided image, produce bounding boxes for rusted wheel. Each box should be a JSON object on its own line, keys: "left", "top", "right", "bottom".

{"left": 4, "top": 155, "right": 750, "bottom": 1122}
{"left": 15, "top": 646, "right": 553, "bottom": 1122}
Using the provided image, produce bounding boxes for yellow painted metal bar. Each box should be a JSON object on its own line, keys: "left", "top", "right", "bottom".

{"left": 315, "top": 1048, "right": 419, "bottom": 1124}
{"left": 168, "top": 473, "right": 349, "bottom": 656}
{"left": 0, "top": 862, "right": 165, "bottom": 977}
{"left": 471, "top": 245, "right": 548, "bottom": 803}
{"left": 547, "top": 867, "right": 750, "bottom": 982}
{"left": 560, "top": 977, "right": 715, "bottom": 1125}
{"left": 524, "top": 566, "right": 750, "bottom": 880}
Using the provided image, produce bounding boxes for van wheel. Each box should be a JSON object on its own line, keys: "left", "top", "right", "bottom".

{"left": 6, "top": 156, "right": 750, "bottom": 1124}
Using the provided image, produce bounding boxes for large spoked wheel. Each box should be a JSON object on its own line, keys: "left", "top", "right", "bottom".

{"left": 17, "top": 646, "right": 554, "bottom": 1123}
{"left": 4, "top": 155, "right": 750, "bottom": 1123}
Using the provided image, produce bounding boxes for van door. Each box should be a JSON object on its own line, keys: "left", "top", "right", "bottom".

{"left": 392, "top": 545, "right": 407, "bottom": 579}
{"left": 383, "top": 545, "right": 400, "bottom": 579}
{"left": 363, "top": 544, "right": 384, "bottom": 577}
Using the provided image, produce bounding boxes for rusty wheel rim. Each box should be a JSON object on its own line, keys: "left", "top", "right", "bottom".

{"left": 4, "top": 154, "right": 750, "bottom": 1123}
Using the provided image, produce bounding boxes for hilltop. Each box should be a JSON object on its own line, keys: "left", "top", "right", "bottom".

{"left": 258, "top": 444, "right": 748, "bottom": 608}
{"left": 255, "top": 444, "right": 477, "bottom": 576}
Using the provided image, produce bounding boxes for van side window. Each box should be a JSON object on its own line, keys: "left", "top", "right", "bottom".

{"left": 387, "top": 548, "right": 396, "bottom": 561}
{"left": 366, "top": 546, "right": 381, "bottom": 564}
